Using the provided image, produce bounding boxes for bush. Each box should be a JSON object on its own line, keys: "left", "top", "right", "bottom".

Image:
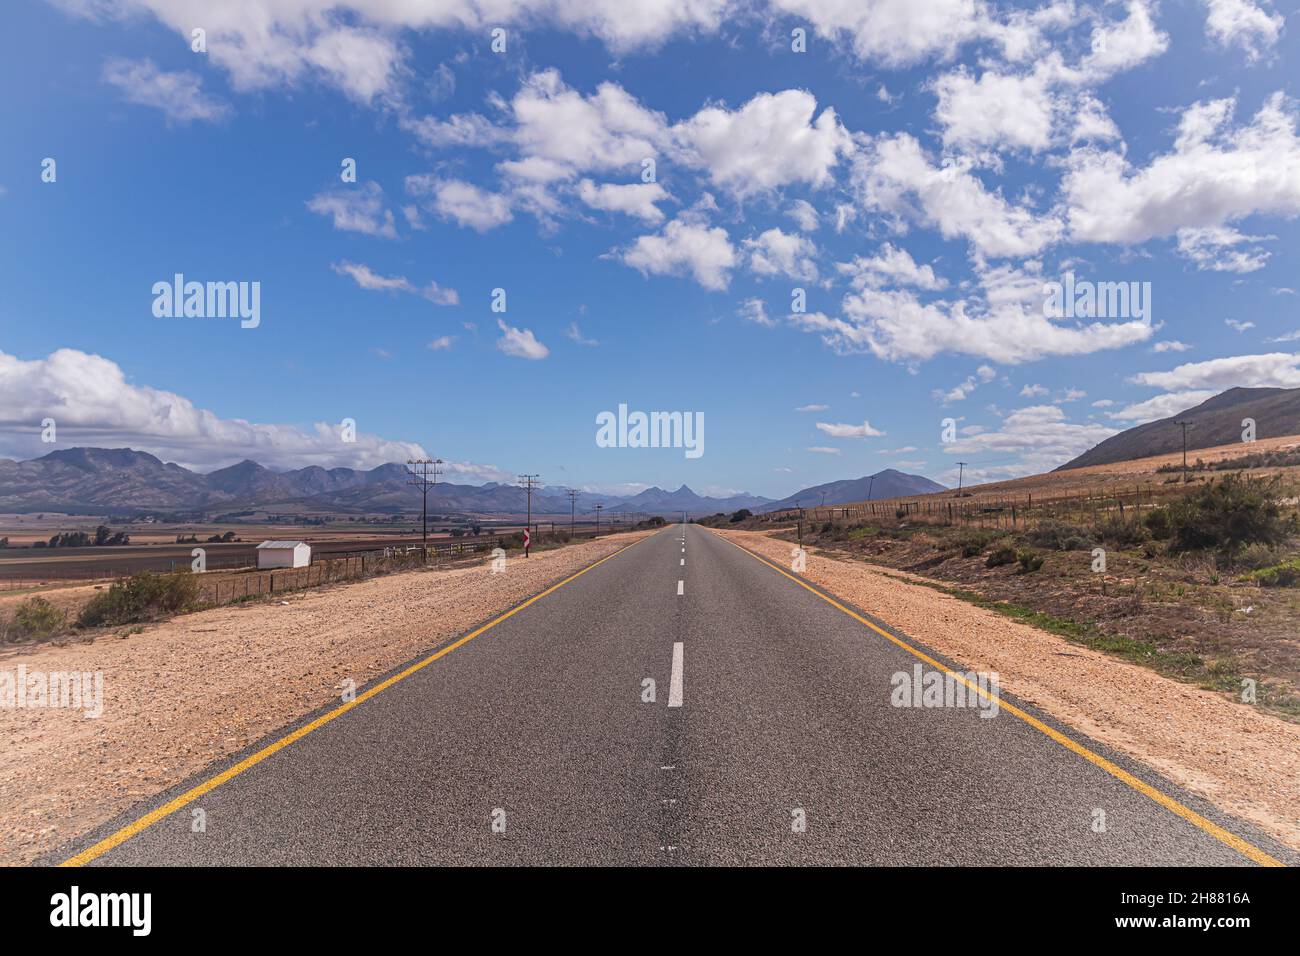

{"left": 1244, "top": 559, "right": 1300, "bottom": 588}
{"left": 955, "top": 529, "right": 997, "bottom": 557}
{"left": 76, "top": 571, "right": 200, "bottom": 628}
{"left": 1016, "top": 548, "right": 1045, "bottom": 573}
{"left": 1167, "top": 476, "right": 1288, "bottom": 554}
{"left": 728, "top": 509, "right": 752, "bottom": 523}
{"left": 1027, "top": 519, "right": 1091, "bottom": 551}
{"left": 985, "top": 546, "right": 1017, "bottom": 568}
{"left": 1236, "top": 543, "right": 1287, "bottom": 571}
{"left": 1094, "top": 514, "right": 1146, "bottom": 548}
{"left": 2, "top": 596, "right": 67, "bottom": 642}
{"left": 1142, "top": 507, "right": 1172, "bottom": 540}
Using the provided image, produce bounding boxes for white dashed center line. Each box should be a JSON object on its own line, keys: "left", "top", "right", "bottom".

{"left": 676, "top": 580, "right": 684, "bottom": 596}
{"left": 680, "top": 558, "right": 685, "bottom": 565}
{"left": 668, "top": 641, "right": 684, "bottom": 707}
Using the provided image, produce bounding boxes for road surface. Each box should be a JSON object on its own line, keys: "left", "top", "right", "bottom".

{"left": 59, "top": 524, "right": 1293, "bottom": 866}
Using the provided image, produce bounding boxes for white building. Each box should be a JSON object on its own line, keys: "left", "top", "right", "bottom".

{"left": 256, "top": 540, "right": 311, "bottom": 569}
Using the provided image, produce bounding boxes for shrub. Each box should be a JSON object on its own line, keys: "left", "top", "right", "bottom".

{"left": 1016, "top": 548, "right": 1045, "bottom": 573}
{"left": 1094, "top": 514, "right": 1146, "bottom": 548}
{"left": 985, "top": 546, "right": 1017, "bottom": 568}
{"left": 1027, "top": 519, "right": 1091, "bottom": 551}
{"left": 1244, "top": 559, "right": 1300, "bottom": 588}
{"left": 1236, "top": 543, "right": 1287, "bottom": 571}
{"left": 2, "top": 596, "right": 67, "bottom": 642}
{"left": 76, "top": 571, "right": 200, "bottom": 628}
{"left": 1142, "top": 507, "right": 1172, "bottom": 540}
{"left": 728, "top": 509, "right": 752, "bottom": 523}
{"left": 955, "top": 529, "right": 997, "bottom": 557}
{"left": 1167, "top": 476, "right": 1288, "bottom": 554}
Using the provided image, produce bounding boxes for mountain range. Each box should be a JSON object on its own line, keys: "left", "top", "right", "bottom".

{"left": 1058, "top": 387, "right": 1300, "bottom": 470}
{"left": 759, "top": 470, "right": 947, "bottom": 511}
{"left": 0, "top": 448, "right": 774, "bottom": 516}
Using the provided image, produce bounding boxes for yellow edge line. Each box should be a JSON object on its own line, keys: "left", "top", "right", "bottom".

{"left": 714, "top": 531, "right": 1284, "bottom": 868}
{"left": 60, "top": 534, "right": 648, "bottom": 867}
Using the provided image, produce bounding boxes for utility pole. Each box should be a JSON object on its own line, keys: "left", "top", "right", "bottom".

{"left": 567, "top": 490, "right": 578, "bottom": 537}
{"left": 956, "top": 462, "right": 968, "bottom": 494}
{"left": 1173, "top": 420, "right": 1193, "bottom": 482}
{"left": 405, "top": 458, "right": 443, "bottom": 561}
{"left": 518, "top": 474, "right": 540, "bottom": 551}
{"left": 595, "top": 503, "right": 603, "bottom": 534}
{"left": 867, "top": 474, "right": 875, "bottom": 501}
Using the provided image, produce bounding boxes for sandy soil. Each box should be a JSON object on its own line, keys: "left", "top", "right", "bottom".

{"left": 717, "top": 528, "right": 1300, "bottom": 853}
{"left": 0, "top": 530, "right": 650, "bottom": 866}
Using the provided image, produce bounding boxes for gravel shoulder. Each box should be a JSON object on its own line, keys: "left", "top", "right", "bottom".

{"left": 716, "top": 527, "right": 1300, "bottom": 853}
{"left": 0, "top": 531, "right": 650, "bottom": 866}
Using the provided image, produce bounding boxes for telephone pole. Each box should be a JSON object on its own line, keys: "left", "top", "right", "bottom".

{"left": 956, "top": 462, "right": 968, "bottom": 494}
{"left": 567, "top": 489, "right": 578, "bottom": 537}
{"left": 595, "top": 503, "right": 603, "bottom": 533}
{"left": 1173, "top": 420, "right": 1194, "bottom": 482}
{"left": 867, "top": 474, "right": 875, "bottom": 501}
{"left": 518, "top": 474, "right": 539, "bottom": 554}
{"left": 405, "top": 458, "right": 443, "bottom": 560}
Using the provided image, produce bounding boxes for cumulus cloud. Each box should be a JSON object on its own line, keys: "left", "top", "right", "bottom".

{"left": 1176, "top": 226, "right": 1273, "bottom": 273}
{"left": 792, "top": 260, "right": 1152, "bottom": 364}
{"left": 786, "top": 199, "right": 820, "bottom": 231}
{"left": 737, "top": 297, "right": 774, "bottom": 327}
{"left": 102, "top": 57, "right": 231, "bottom": 123}
{"left": 1131, "top": 352, "right": 1300, "bottom": 391}
{"left": 815, "top": 420, "right": 885, "bottom": 438}
{"left": 618, "top": 216, "right": 736, "bottom": 290}
{"left": 941, "top": 404, "right": 1117, "bottom": 477}
{"left": 495, "top": 319, "right": 549, "bottom": 359}
{"left": 744, "top": 228, "right": 819, "bottom": 281}
{"left": 1063, "top": 92, "right": 1300, "bottom": 245}
{"left": 577, "top": 179, "right": 670, "bottom": 223}
{"left": 1202, "top": 0, "right": 1284, "bottom": 61}
{"left": 1107, "top": 390, "right": 1217, "bottom": 422}
{"left": 307, "top": 182, "right": 399, "bottom": 238}
{"left": 0, "top": 347, "right": 494, "bottom": 473}
{"left": 852, "top": 132, "right": 1063, "bottom": 258}
{"left": 405, "top": 175, "right": 513, "bottom": 232}
{"left": 837, "top": 244, "right": 947, "bottom": 291}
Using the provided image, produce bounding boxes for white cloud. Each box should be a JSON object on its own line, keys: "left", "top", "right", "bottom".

{"left": 744, "top": 228, "right": 819, "bottom": 281}
{"left": 1152, "top": 340, "right": 1193, "bottom": 352}
{"left": 102, "top": 57, "right": 231, "bottom": 123}
{"left": 796, "top": 404, "right": 828, "bottom": 412}
{"left": 0, "top": 347, "right": 463, "bottom": 472}
{"left": 1131, "top": 352, "right": 1300, "bottom": 390}
{"left": 330, "top": 261, "right": 458, "bottom": 305}
{"left": 936, "top": 365, "right": 997, "bottom": 403}
{"left": 738, "top": 297, "right": 774, "bottom": 327}
{"left": 427, "top": 335, "right": 455, "bottom": 351}
{"left": 618, "top": 216, "right": 736, "bottom": 290}
{"left": 786, "top": 199, "right": 820, "bottom": 231}
{"left": 565, "top": 322, "right": 599, "bottom": 346}
{"left": 815, "top": 420, "right": 885, "bottom": 438}
{"left": 495, "top": 319, "right": 549, "bottom": 360}
{"left": 1064, "top": 92, "right": 1300, "bottom": 245}
{"left": 1203, "top": 0, "right": 1284, "bottom": 61}
{"left": 406, "top": 175, "right": 513, "bottom": 232}
{"left": 577, "top": 179, "right": 669, "bottom": 223}
{"left": 1225, "top": 318, "right": 1256, "bottom": 332}
{"left": 933, "top": 65, "right": 1056, "bottom": 154}
{"left": 837, "top": 243, "right": 946, "bottom": 291}
{"left": 1020, "top": 383, "right": 1049, "bottom": 397}
{"left": 769, "top": 0, "right": 985, "bottom": 68}
{"left": 672, "top": 89, "right": 851, "bottom": 197}
{"left": 307, "top": 182, "right": 398, "bottom": 238}
{"left": 792, "top": 260, "right": 1152, "bottom": 364}
{"left": 853, "top": 132, "right": 1063, "bottom": 258}
{"left": 942, "top": 404, "right": 1118, "bottom": 476}
{"left": 807, "top": 446, "right": 842, "bottom": 455}
{"left": 1107, "top": 390, "right": 1217, "bottom": 422}
{"left": 1176, "top": 226, "right": 1273, "bottom": 273}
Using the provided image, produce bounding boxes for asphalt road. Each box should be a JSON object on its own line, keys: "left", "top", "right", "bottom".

{"left": 63, "top": 524, "right": 1294, "bottom": 866}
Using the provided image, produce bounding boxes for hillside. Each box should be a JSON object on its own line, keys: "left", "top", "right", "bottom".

{"left": 761, "top": 469, "right": 946, "bottom": 512}
{"left": 1059, "top": 387, "right": 1300, "bottom": 470}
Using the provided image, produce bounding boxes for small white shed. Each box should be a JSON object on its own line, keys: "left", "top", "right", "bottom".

{"left": 256, "top": 540, "right": 311, "bottom": 569}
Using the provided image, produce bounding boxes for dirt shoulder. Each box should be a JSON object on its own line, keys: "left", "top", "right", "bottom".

{"left": 0, "top": 530, "right": 652, "bottom": 866}
{"left": 715, "top": 527, "right": 1300, "bottom": 853}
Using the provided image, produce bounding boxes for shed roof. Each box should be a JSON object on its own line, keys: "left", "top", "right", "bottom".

{"left": 256, "top": 540, "right": 309, "bottom": 549}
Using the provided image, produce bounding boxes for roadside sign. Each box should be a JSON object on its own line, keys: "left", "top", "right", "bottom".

{"left": 523, "top": 528, "right": 531, "bottom": 556}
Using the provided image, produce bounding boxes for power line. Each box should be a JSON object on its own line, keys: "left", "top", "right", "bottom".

{"left": 405, "top": 458, "right": 443, "bottom": 560}
{"left": 518, "top": 474, "right": 539, "bottom": 556}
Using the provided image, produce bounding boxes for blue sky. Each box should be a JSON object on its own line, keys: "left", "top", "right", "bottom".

{"left": 1, "top": 0, "right": 1298, "bottom": 498}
